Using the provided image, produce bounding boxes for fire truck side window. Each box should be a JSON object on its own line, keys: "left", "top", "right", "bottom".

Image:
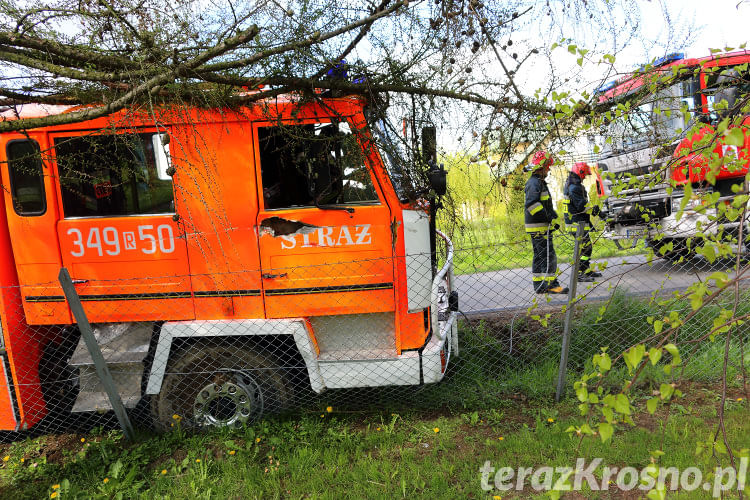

{"left": 6, "top": 140, "right": 46, "bottom": 216}
{"left": 258, "top": 122, "right": 379, "bottom": 209}
{"left": 55, "top": 133, "right": 175, "bottom": 218}
{"left": 705, "top": 66, "right": 750, "bottom": 121}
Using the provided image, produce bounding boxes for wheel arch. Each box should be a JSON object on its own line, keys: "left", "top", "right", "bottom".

{"left": 144, "top": 318, "right": 324, "bottom": 396}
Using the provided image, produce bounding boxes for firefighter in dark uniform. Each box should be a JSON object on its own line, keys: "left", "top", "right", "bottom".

{"left": 525, "top": 151, "right": 568, "bottom": 294}
{"left": 562, "top": 162, "right": 602, "bottom": 282}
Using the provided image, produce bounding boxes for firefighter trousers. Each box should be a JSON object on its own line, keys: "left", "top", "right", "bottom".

{"left": 577, "top": 229, "right": 593, "bottom": 273}
{"left": 530, "top": 230, "right": 560, "bottom": 292}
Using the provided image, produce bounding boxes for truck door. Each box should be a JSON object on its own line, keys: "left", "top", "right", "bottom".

{"left": 1, "top": 134, "right": 71, "bottom": 324}
{"left": 254, "top": 120, "right": 396, "bottom": 318}
{"left": 53, "top": 131, "right": 194, "bottom": 323}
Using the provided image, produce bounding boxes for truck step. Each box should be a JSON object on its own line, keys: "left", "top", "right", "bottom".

{"left": 72, "top": 391, "right": 141, "bottom": 413}
{"left": 69, "top": 323, "right": 152, "bottom": 367}
{"left": 72, "top": 364, "right": 144, "bottom": 412}
{"left": 69, "top": 323, "right": 151, "bottom": 413}
{"left": 317, "top": 348, "right": 398, "bottom": 362}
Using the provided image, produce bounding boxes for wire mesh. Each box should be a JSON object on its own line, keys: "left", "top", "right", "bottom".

{"left": 0, "top": 221, "right": 747, "bottom": 438}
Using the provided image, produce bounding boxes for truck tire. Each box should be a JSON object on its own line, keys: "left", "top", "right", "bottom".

{"left": 151, "top": 345, "right": 291, "bottom": 431}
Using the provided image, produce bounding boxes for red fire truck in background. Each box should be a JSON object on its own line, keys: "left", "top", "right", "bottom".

{"left": 592, "top": 51, "right": 750, "bottom": 259}
{"left": 0, "top": 92, "right": 457, "bottom": 432}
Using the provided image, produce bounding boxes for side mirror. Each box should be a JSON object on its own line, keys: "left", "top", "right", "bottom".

{"left": 428, "top": 163, "right": 447, "bottom": 197}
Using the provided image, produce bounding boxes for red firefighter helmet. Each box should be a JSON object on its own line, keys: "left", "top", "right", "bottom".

{"left": 572, "top": 161, "right": 591, "bottom": 178}
{"left": 531, "top": 150, "right": 555, "bottom": 169}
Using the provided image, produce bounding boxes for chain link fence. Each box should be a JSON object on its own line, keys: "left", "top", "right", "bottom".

{"left": 0, "top": 221, "right": 747, "bottom": 438}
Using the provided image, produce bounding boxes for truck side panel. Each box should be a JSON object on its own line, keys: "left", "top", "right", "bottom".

{"left": 171, "top": 120, "right": 265, "bottom": 320}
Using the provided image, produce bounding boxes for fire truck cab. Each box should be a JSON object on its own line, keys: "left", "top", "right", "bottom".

{"left": 0, "top": 94, "right": 457, "bottom": 431}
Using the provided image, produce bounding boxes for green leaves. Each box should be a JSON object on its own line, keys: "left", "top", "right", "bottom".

{"left": 614, "top": 394, "right": 631, "bottom": 415}
{"left": 593, "top": 349, "right": 612, "bottom": 372}
{"left": 647, "top": 397, "right": 659, "bottom": 414}
{"left": 648, "top": 347, "right": 662, "bottom": 365}
{"left": 724, "top": 127, "right": 745, "bottom": 147}
{"left": 653, "top": 320, "right": 663, "bottom": 335}
{"left": 598, "top": 422, "right": 613, "bottom": 442}
{"left": 659, "top": 383, "right": 674, "bottom": 400}
{"left": 623, "top": 344, "right": 646, "bottom": 374}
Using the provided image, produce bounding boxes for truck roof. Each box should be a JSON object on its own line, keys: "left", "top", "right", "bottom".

{"left": 596, "top": 49, "right": 750, "bottom": 103}
{"left": 0, "top": 93, "right": 368, "bottom": 133}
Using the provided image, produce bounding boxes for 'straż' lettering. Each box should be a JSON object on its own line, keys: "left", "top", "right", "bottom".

{"left": 272, "top": 224, "right": 372, "bottom": 250}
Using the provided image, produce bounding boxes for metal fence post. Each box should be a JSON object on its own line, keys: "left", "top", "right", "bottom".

{"left": 58, "top": 268, "right": 135, "bottom": 441}
{"left": 555, "top": 221, "right": 584, "bottom": 402}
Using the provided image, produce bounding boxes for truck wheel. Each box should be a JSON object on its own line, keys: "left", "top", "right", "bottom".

{"left": 151, "top": 345, "right": 291, "bottom": 431}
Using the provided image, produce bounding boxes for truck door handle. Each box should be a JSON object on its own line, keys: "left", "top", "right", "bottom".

{"left": 72, "top": 279, "right": 89, "bottom": 284}
{"left": 262, "top": 273, "right": 287, "bottom": 279}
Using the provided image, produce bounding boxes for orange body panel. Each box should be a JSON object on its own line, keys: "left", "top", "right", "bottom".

{"left": 172, "top": 120, "right": 264, "bottom": 320}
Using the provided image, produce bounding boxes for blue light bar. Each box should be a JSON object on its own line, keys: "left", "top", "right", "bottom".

{"left": 652, "top": 52, "right": 685, "bottom": 67}
{"left": 594, "top": 80, "right": 617, "bottom": 94}
{"left": 326, "top": 59, "right": 348, "bottom": 80}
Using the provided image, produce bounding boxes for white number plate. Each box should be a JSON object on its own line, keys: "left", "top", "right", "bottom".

{"left": 66, "top": 224, "right": 176, "bottom": 258}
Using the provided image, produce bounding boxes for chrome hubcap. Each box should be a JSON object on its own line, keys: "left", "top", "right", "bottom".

{"left": 193, "top": 371, "right": 262, "bottom": 428}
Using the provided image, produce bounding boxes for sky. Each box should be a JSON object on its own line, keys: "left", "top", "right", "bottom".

{"left": 524, "top": 0, "right": 750, "bottom": 95}
{"left": 441, "top": 0, "right": 750, "bottom": 154}
{"left": 652, "top": 0, "right": 749, "bottom": 57}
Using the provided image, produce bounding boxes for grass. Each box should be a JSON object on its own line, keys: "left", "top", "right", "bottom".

{"left": 441, "top": 216, "right": 646, "bottom": 275}
{"left": 0, "top": 386, "right": 747, "bottom": 499}
{"left": 1, "top": 294, "right": 748, "bottom": 498}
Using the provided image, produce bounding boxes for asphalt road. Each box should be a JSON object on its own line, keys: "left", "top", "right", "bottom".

{"left": 456, "top": 254, "right": 742, "bottom": 315}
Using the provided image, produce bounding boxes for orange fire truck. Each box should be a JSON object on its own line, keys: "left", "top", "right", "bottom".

{"left": 592, "top": 51, "right": 750, "bottom": 258}
{"left": 0, "top": 93, "right": 457, "bottom": 431}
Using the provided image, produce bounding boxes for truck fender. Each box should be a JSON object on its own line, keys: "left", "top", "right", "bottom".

{"left": 144, "top": 318, "right": 325, "bottom": 395}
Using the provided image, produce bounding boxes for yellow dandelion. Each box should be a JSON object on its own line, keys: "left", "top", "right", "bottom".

{"left": 195, "top": 459, "right": 201, "bottom": 463}
{"left": 172, "top": 414, "right": 180, "bottom": 420}
{"left": 2, "top": 456, "right": 9, "bottom": 462}
{"left": 547, "top": 418, "right": 555, "bottom": 423}
{"left": 20, "top": 458, "right": 24, "bottom": 463}
{"left": 161, "top": 469, "right": 167, "bottom": 475}
{"left": 50, "top": 493, "right": 58, "bottom": 499}
{"left": 229, "top": 450, "right": 236, "bottom": 455}
{"left": 493, "top": 496, "right": 502, "bottom": 500}
{"left": 255, "top": 437, "right": 261, "bottom": 443}
{"left": 498, "top": 436, "right": 504, "bottom": 441}
{"left": 326, "top": 406, "right": 333, "bottom": 413}
{"left": 376, "top": 427, "right": 381, "bottom": 431}
{"left": 433, "top": 427, "right": 440, "bottom": 433}
{"left": 52, "top": 484, "right": 60, "bottom": 490}
{"left": 80, "top": 438, "right": 85, "bottom": 443}
{"left": 102, "top": 478, "right": 109, "bottom": 483}
{"left": 738, "top": 398, "right": 744, "bottom": 402}
{"left": 170, "top": 423, "right": 174, "bottom": 427}
{"left": 320, "top": 414, "right": 325, "bottom": 418}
